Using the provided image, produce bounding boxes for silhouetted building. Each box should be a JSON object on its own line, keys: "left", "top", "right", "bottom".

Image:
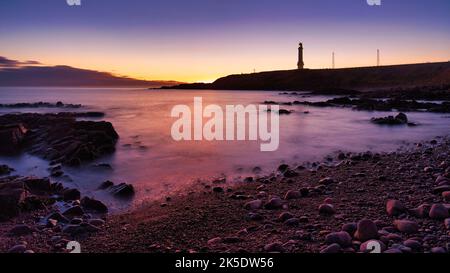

{"left": 297, "top": 43, "right": 304, "bottom": 69}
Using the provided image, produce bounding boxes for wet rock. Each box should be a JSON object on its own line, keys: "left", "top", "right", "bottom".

{"left": 320, "top": 243, "right": 342, "bottom": 253}
{"left": 263, "top": 242, "right": 284, "bottom": 253}
{"left": 88, "top": 218, "right": 105, "bottom": 227}
{"left": 81, "top": 197, "right": 108, "bottom": 213}
{"left": 318, "top": 204, "right": 335, "bottom": 215}
{"left": 325, "top": 231, "right": 352, "bottom": 247}
{"left": 284, "top": 190, "right": 301, "bottom": 200}
{"left": 394, "top": 220, "right": 419, "bottom": 234}
{"left": 244, "top": 200, "right": 263, "bottom": 210}
{"left": 212, "top": 186, "right": 224, "bottom": 193}
{"left": 98, "top": 180, "right": 114, "bottom": 190}
{"left": 63, "top": 188, "right": 81, "bottom": 201}
{"left": 264, "top": 197, "right": 283, "bottom": 210}
{"left": 9, "top": 224, "right": 34, "bottom": 236}
{"left": 371, "top": 113, "right": 409, "bottom": 125}
{"left": 429, "top": 204, "right": 449, "bottom": 219}
{"left": 109, "top": 183, "right": 135, "bottom": 198}
{"left": 0, "top": 181, "right": 28, "bottom": 221}
{"left": 0, "top": 165, "right": 14, "bottom": 176}
{"left": 62, "top": 205, "right": 84, "bottom": 217}
{"left": 0, "top": 124, "right": 27, "bottom": 154}
{"left": 386, "top": 199, "right": 406, "bottom": 216}
{"left": 355, "top": 219, "right": 379, "bottom": 242}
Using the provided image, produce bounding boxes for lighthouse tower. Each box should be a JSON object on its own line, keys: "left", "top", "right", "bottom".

{"left": 297, "top": 43, "right": 304, "bottom": 69}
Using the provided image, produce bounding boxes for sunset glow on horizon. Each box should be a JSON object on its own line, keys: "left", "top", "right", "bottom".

{"left": 1, "top": 0, "right": 449, "bottom": 83}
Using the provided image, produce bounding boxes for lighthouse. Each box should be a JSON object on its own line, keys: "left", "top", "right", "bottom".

{"left": 297, "top": 42, "right": 304, "bottom": 69}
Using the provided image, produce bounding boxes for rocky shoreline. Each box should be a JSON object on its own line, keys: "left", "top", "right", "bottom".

{"left": 1, "top": 103, "right": 449, "bottom": 253}
{"left": 71, "top": 136, "right": 449, "bottom": 253}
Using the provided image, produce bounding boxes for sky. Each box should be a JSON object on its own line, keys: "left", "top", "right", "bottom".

{"left": 0, "top": 0, "right": 449, "bottom": 83}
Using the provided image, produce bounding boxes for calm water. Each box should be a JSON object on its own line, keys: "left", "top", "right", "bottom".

{"left": 1, "top": 87, "right": 449, "bottom": 210}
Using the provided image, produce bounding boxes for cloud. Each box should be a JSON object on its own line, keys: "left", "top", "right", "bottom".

{"left": 0, "top": 56, "right": 41, "bottom": 68}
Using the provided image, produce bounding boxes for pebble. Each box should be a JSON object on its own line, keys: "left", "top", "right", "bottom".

{"left": 278, "top": 212, "right": 294, "bottom": 222}
{"left": 264, "top": 197, "right": 284, "bottom": 210}
{"left": 320, "top": 243, "right": 342, "bottom": 253}
{"left": 244, "top": 199, "right": 263, "bottom": 210}
{"left": 325, "top": 231, "right": 352, "bottom": 247}
{"left": 442, "top": 191, "right": 450, "bottom": 202}
{"left": 355, "top": 219, "right": 379, "bottom": 242}
{"left": 386, "top": 199, "right": 406, "bottom": 216}
{"left": 444, "top": 218, "right": 450, "bottom": 230}
{"left": 8, "top": 244, "right": 27, "bottom": 253}
{"left": 318, "top": 204, "right": 335, "bottom": 215}
{"left": 394, "top": 220, "right": 419, "bottom": 234}
{"left": 410, "top": 204, "right": 430, "bottom": 218}
{"left": 264, "top": 242, "right": 285, "bottom": 253}
{"left": 284, "top": 190, "right": 301, "bottom": 200}
{"left": 403, "top": 239, "right": 422, "bottom": 252}
{"left": 431, "top": 247, "right": 447, "bottom": 253}
{"left": 284, "top": 218, "right": 300, "bottom": 226}
{"left": 429, "top": 204, "right": 449, "bottom": 219}
{"left": 342, "top": 223, "right": 357, "bottom": 235}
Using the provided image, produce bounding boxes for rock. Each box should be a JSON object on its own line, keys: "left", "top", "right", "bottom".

{"left": 394, "top": 220, "right": 419, "bottom": 234}
{"left": 278, "top": 212, "right": 294, "bottom": 222}
{"left": 386, "top": 199, "right": 406, "bottom": 216}
{"left": 81, "top": 197, "right": 108, "bottom": 213}
{"left": 429, "top": 204, "right": 449, "bottom": 219}
{"left": 319, "top": 177, "right": 334, "bottom": 185}
{"left": 263, "top": 242, "right": 284, "bottom": 252}
{"left": 320, "top": 243, "right": 342, "bottom": 253}
{"left": 62, "top": 224, "right": 83, "bottom": 235}
{"left": 46, "top": 212, "right": 69, "bottom": 223}
{"left": 212, "top": 186, "right": 224, "bottom": 193}
{"left": 360, "top": 240, "right": 386, "bottom": 253}
{"left": 207, "top": 237, "right": 222, "bottom": 245}
{"left": 325, "top": 231, "right": 352, "bottom": 247}
{"left": 0, "top": 165, "right": 14, "bottom": 176}
{"left": 243, "top": 177, "right": 254, "bottom": 183}
{"left": 409, "top": 204, "right": 431, "bottom": 218}
{"left": 62, "top": 205, "right": 84, "bottom": 217}
{"left": 70, "top": 217, "right": 83, "bottom": 225}
{"left": 244, "top": 200, "right": 263, "bottom": 210}
{"left": 283, "top": 169, "right": 298, "bottom": 178}
{"left": 9, "top": 224, "right": 34, "bottom": 236}
{"left": 433, "top": 185, "right": 450, "bottom": 194}
{"left": 342, "top": 223, "right": 357, "bottom": 235}
{"left": 0, "top": 124, "right": 27, "bottom": 154}
{"left": 277, "top": 164, "right": 289, "bottom": 173}
{"left": 403, "top": 239, "right": 422, "bottom": 252}
{"left": 88, "top": 219, "right": 105, "bottom": 227}
{"left": 445, "top": 218, "right": 450, "bottom": 230}
{"left": 443, "top": 191, "right": 450, "bottom": 202}
{"left": 371, "top": 113, "right": 409, "bottom": 125}
{"left": 384, "top": 248, "right": 403, "bottom": 254}
{"left": 431, "top": 247, "right": 447, "bottom": 253}
{"left": 284, "top": 218, "right": 300, "bottom": 226}
{"left": 8, "top": 244, "right": 27, "bottom": 253}
{"left": 284, "top": 190, "right": 301, "bottom": 200}
{"left": 0, "top": 181, "right": 28, "bottom": 221}
{"left": 109, "top": 183, "right": 135, "bottom": 198}
{"left": 355, "top": 219, "right": 379, "bottom": 242}
{"left": 63, "top": 188, "right": 81, "bottom": 201}
{"left": 264, "top": 197, "right": 283, "bottom": 210}
{"left": 98, "top": 180, "right": 114, "bottom": 190}
{"left": 318, "top": 204, "right": 335, "bottom": 215}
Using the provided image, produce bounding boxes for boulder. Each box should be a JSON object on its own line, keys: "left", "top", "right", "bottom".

{"left": 394, "top": 220, "right": 419, "bottom": 234}
{"left": 354, "top": 219, "right": 379, "bottom": 242}
{"left": 81, "top": 197, "right": 108, "bottom": 213}
{"left": 429, "top": 204, "right": 449, "bottom": 219}
{"left": 386, "top": 199, "right": 406, "bottom": 216}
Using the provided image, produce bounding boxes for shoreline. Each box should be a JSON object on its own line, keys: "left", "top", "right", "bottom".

{"left": 80, "top": 136, "right": 448, "bottom": 253}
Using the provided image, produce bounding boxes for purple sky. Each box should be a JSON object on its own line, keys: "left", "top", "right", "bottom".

{"left": 0, "top": 0, "right": 449, "bottom": 82}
